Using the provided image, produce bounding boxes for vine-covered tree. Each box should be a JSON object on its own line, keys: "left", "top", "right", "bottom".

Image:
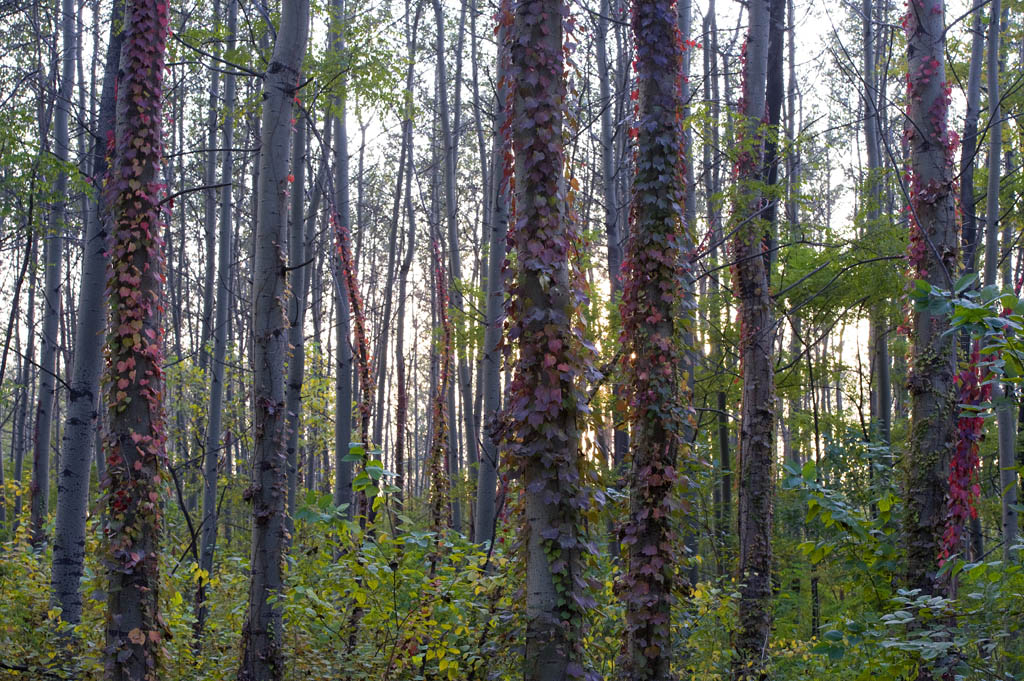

{"left": 100, "top": 0, "right": 170, "bottom": 674}
{"left": 618, "top": 0, "right": 692, "bottom": 677}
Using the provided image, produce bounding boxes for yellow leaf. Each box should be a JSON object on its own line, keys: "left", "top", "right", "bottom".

{"left": 127, "top": 628, "right": 146, "bottom": 645}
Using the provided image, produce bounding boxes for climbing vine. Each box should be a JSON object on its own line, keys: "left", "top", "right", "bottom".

{"left": 100, "top": 0, "right": 170, "bottom": 676}
{"left": 617, "top": 0, "right": 693, "bottom": 677}
{"left": 428, "top": 239, "right": 453, "bottom": 533}
{"left": 900, "top": 0, "right": 960, "bottom": 596}
{"left": 501, "top": 0, "right": 598, "bottom": 676}
{"left": 334, "top": 217, "right": 374, "bottom": 516}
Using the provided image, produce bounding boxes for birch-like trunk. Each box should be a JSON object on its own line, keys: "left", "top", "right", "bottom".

{"left": 238, "top": 0, "right": 309, "bottom": 676}
{"left": 51, "top": 0, "right": 121, "bottom": 624}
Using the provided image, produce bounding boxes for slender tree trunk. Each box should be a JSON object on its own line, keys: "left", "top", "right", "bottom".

{"left": 597, "top": 0, "right": 628, "bottom": 471}
{"left": 238, "top": 0, "right": 309, "bottom": 676}
{"left": 863, "top": 0, "right": 890, "bottom": 446}
{"left": 101, "top": 0, "right": 169, "bottom": 673}
{"left": 433, "top": 0, "right": 481, "bottom": 491}
{"left": 474, "top": 0, "right": 509, "bottom": 546}
{"left": 194, "top": 0, "right": 237, "bottom": 640}
{"left": 332, "top": 0, "right": 354, "bottom": 514}
{"left": 284, "top": 107, "right": 307, "bottom": 531}
{"left": 730, "top": 0, "right": 775, "bottom": 675}
{"left": 903, "top": 0, "right": 957, "bottom": 620}
{"left": 31, "top": 0, "right": 76, "bottom": 546}
{"left": 980, "top": 0, "right": 1017, "bottom": 559}
{"left": 51, "top": 0, "right": 121, "bottom": 624}
{"left": 394, "top": 0, "right": 422, "bottom": 508}
{"left": 199, "top": 24, "right": 222, "bottom": 374}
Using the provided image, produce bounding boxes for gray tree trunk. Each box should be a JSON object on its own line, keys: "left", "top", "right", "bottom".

{"left": 31, "top": 0, "right": 76, "bottom": 548}
{"left": 864, "top": 0, "right": 890, "bottom": 445}
{"left": 238, "top": 0, "right": 309, "bottom": 676}
{"left": 980, "top": 0, "right": 1017, "bottom": 560}
{"left": 474, "top": 6, "right": 509, "bottom": 546}
{"left": 730, "top": 0, "right": 775, "bottom": 675}
{"left": 51, "top": 0, "right": 121, "bottom": 624}
{"left": 195, "top": 0, "right": 237, "bottom": 640}
{"left": 433, "top": 0, "right": 481, "bottom": 496}
{"left": 332, "top": 0, "right": 354, "bottom": 514}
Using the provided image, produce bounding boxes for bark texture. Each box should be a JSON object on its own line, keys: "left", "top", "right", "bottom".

{"left": 618, "top": 0, "right": 692, "bottom": 677}
{"left": 102, "top": 0, "right": 170, "bottom": 674}
{"left": 730, "top": 0, "right": 775, "bottom": 676}
{"left": 238, "top": 0, "right": 309, "bottom": 676}
{"left": 903, "top": 0, "right": 958, "bottom": 606}
{"left": 508, "top": 1, "right": 586, "bottom": 677}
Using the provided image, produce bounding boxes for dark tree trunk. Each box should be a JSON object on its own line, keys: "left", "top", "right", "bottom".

{"left": 509, "top": 1, "right": 584, "bottom": 677}
{"left": 101, "top": 0, "right": 170, "bottom": 673}
{"left": 903, "top": 0, "right": 957, "bottom": 615}
{"left": 730, "top": 0, "right": 776, "bottom": 676}
{"left": 619, "top": 0, "right": 692, "bottom": 676}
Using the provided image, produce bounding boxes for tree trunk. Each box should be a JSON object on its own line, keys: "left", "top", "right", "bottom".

{"left": 980, "top": 0, "right": 1017, "bottom": 560}
{"left": 238, "top": 0, "right": 309, "bottom": 676}
{"left": 509, "top": 1, "right": 584, "bottom": 676}
{"left": 596, "top": 0, "right": 628, "bottom": 472}
{"left": 394, "top": 0, "right": 423, "bottom": 508}
{"left": 51, "top": 0, "right": 121, "bottom": 624}
{"left": 433, "top": 0, "right": 481, "bottom": 492}
{"left": 730, "top": 0, "right": 775, "bottom": 675}
{"left": 31, "top": 0, "right": 76, "bottom": 546}
{"left": 903, "top": 0, "right": 957, "bottom": 615}
{"left": 619, "top": 0, "right": 692, "bottom": 676}
{"left": 194, "top": 0, "right": 237, "bottom": 640}
{"left": 101, "top": 0, "right": 169, "bottom": 673}
{"left": 332, "top": 0, "right": 354, "bottom": 514}
{"left": 863, "top": 0, "right": 891, "bottom": 447}
{"left": 474, "top": 0, "right": 509, "bottom": 546}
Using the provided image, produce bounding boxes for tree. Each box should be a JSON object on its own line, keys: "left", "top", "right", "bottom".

{"left": 101, "top": 0, "right": 170, "bottom": 673}
{"left": 903, "top": 0, "right": 957, "bottom": 613}
{"left": 618, "top": 0, "right": 692, "bottom": 677}
{"left": 30, "top": 0, "right": 76, "bottom": 547}
{"left": 51, "top": 0, "right": 120, "bottom": 624}
{"left": 980, "top": 0, "right": 1017, "bottom": 561}
{"left": 475, "top": 0, "right": 510, "bottom": 546}
{"left": 729, "top": 0, "right": 776, "bottom": 675}
{"left": 507, "top": 0, "right": 588, "bottom": 676}
{"left": 195, "top": 0, "right": 238, "bottom": 639}
{"left": 238, "top": 0, "right": 309, "bottom": 676}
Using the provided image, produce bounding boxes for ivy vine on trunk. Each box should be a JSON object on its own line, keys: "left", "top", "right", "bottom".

{"left": 101, "top": 0, "right": 170, "bottom": 675}
{"left": 618, "top": 0, "right": 693, "bottom": 677}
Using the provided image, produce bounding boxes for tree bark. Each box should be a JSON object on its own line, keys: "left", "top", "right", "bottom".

{"left": 903, "top": 0, "right": 957, "bottom": 615}
{"left": 619, "top": 0, "right": 692, "bottom": 676}
{"left": 194, "top": 0, "right": 238, "bottom": 640}
{"left": 980, "top": 0, "right": 1017, "bottom": 560}
{"left": 509, "top": 1, "right": 584, "bottom": 676}
{"left": 474, "top": 1, "right": 509, "bottom": 546}
{"left": 433, "top": 0, "right": 481, "bottom": 494}
{"left": 730, "top": 0, "right": 775, "bottom": 675}
{"left": 332, "top": 0, "right": 354, "bottom": 514}
{"left": 31, "top": 0, "right": 76, "bottom": 547}
{"left": 101, "top": 0, "right": 170, "bottom": 673}
{"left": 238, "top": 0, "right": 309, "bottom": 676}
{"left": 51, "top": 0, "right": 121, "bottom": 624}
